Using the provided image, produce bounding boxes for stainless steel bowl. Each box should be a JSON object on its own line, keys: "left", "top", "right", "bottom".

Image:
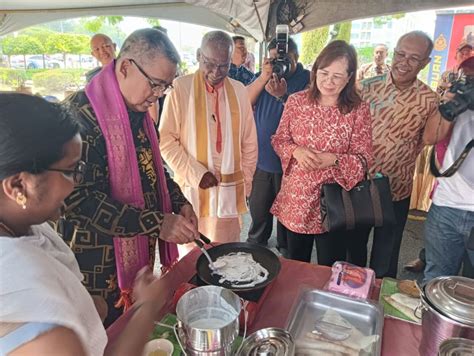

{"left": 237, "top": 327, "right": 295, "bottom": 356}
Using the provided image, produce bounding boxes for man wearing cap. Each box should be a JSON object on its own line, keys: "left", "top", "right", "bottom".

{"left": 437, "top": 39, "right": 473, "bottom": 95}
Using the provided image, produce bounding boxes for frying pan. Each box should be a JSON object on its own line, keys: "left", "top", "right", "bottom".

{"left": 196, "top": 242, "right": 281, "bottom": 292}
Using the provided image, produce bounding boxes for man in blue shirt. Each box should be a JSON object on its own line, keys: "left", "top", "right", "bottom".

{"left": 228, "top": 36, "right": 255, "bottom": 85}
{"left": 246, "top": 37, "right": 310, "bottom": 256}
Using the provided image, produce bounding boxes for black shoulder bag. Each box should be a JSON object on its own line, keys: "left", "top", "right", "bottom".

{"left": 320, "top": 155, "right": 396, "bottom": 231}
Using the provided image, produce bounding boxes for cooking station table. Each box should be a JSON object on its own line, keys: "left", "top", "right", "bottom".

{"left": 107, "top": 248, "right": 422, "bottom": 355}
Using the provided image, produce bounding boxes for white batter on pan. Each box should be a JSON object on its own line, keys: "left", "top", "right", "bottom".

{"left": 211, "top": 252, "right": 269, "bottom": 288}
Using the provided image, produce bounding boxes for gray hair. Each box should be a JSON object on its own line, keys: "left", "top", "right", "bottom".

{"left": 374, "top": 43, "right": 388, "bottom": 51}
{"left": 201, "top": 31, "right": 233, "bottom": 54}
{"left": 397, "top": 31, "right": 434, "bottom": 58}
{"left": 118, "top": 28, "right": 180, "bottom": 65}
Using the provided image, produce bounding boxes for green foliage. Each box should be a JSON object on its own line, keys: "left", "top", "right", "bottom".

{"left": 146, "top": 18, "right": 162, "bottom": 27}
{"left": 0, "top": 68, "right": 28, "bottom": 87}
{"left": 335, "top": 22, "right": 352, "bottom": 43}
{"left": 300, "top": 26, "right": 329, "bottom": 66}
{"left": 1, "top": 35, "right": 44, "bottom": 56}
{"left": 32, "top": 69, "right": 84, "bottom": 93}
{"left": 356, "top": 46, "right": 376, "bottom": 66}
{"left": 373, "top": 13, "right": 405, "bottom": 27}
{"left": 44, "top": 33, "right": 89, "bottom": 54}
{"left": 83, "top": 16, "right": 124, "bottom": 33}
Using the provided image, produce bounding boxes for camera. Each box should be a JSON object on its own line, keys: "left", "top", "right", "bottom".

{"left": 271, "top": 24, "right": 291, "bottom": 79}
{"left": 439, "top": 75, "right": 474, "bottom": 121}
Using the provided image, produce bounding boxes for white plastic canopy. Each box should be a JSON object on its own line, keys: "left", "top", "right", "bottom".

{"left": 1, "top": 0, "right": 473, "bottom": 40}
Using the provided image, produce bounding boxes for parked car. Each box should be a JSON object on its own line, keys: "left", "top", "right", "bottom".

{"left": 26, "top": 55, "right": 63, "bottom": 69}
{"left": 10, "top": 55, "right": 63, "bottom": 69}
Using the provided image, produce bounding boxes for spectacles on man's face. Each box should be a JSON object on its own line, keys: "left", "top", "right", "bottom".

{"left": 129, "top": 59, "right": 174, "bottom": 95}
{"left": 46, "top": 160, "right": 86, "bottom": 185}
{"left": 200, "top": 53, "right": 231, "bottom": 72}
{"left": 393, "top": 49, "right": 427, "bottom": 67}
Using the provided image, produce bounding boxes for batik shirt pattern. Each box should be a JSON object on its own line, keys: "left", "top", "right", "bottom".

{"left": 360, "top": 73, "right": 440, "bottom": 201}
{"left": 60, "top": 91, "right": 188, "bottom": 307}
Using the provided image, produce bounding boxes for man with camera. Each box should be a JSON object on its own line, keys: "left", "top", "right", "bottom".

{"left": 423, "top": 56, "right": 474, "bottom": 283}
{"left": 246, "top": 29, "right": 310, "bottom": 256}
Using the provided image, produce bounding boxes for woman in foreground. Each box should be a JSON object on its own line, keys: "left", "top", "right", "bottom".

{"left": 0, "top": 93, "right": 166, "bottom": 355}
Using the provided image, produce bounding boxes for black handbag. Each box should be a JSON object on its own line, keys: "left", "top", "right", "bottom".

{"left": 320, "top": 156, "right": 396, "bottom": 231}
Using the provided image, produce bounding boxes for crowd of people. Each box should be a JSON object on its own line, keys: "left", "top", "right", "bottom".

{"left": 0, "top": 24, "right": 472, "bottom": 355}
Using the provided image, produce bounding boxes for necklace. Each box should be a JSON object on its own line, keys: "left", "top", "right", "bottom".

{"left": 0, "top": 222, "right": 16, "bottom": 236}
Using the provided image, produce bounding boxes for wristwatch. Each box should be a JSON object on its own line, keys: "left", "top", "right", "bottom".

{"left": 276, "top": 93, "right": 289, "bottom": 104}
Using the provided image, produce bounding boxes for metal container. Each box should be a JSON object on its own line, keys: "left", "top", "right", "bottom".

{"left": 286, "top": 289, "right": 383, "bottom": 356}
{"left": 419, "top": 277, "right": 474, "bottom": 356}
{"left": 237, "top": 327, "right": 295, "bottom": 356}
{"left": 176, "top": 286, "right": 241, "bottom": 355}
{"left": 438, "top": 338, "right": 474, "bottom": 356}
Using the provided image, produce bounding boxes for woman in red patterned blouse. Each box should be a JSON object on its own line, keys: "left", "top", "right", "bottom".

{"left": 270, "top": 40, "right": 373, "bottom": 265}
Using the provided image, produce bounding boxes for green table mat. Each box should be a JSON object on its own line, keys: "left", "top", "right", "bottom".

{"left": 379, "top": 278, "right": 420, "bottom": 324}
{"left": 150, "top": 313, "right": 243, "bottom": 356}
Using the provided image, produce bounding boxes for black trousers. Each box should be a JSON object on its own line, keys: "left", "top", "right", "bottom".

{"left": 247, "top": 169, "right": 287, "bottom": 250}
{"left": 283, "top": 226, "right": 369, "bottom": 266}
{"left": 348, "top": 197, "right": 411, "bottom": 278}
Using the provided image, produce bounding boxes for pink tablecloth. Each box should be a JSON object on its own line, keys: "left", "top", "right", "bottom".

{"left": 107, "top": 248, "right": 422, "bottom": 355}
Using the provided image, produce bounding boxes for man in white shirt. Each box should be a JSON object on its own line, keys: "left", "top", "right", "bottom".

{"left": 423, "top": 57, "right": 474, "bottom": 283}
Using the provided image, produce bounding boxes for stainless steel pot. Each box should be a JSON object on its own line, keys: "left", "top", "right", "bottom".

{"left": 438, "top": 337, "right": 474, "bottom": 355}
{"left": 176, "top": 286, "right": 241, "bottom": 355}
{"left": 419, "top": 276, "right": 474, "bottom": 356}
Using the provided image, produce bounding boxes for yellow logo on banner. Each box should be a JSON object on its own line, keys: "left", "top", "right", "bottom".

{"left": 434, "top": 34, "right": 448, "bottom": 51}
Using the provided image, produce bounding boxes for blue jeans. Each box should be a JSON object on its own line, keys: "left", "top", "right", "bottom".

{"left": 423, "top": 204, "right": 474, "bottom": 284}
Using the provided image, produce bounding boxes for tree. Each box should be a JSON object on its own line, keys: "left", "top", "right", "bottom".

{"left": 329, "top": 22, "right": 352, "bottom": 43}
{"left": 356, "top": 46, "right": 376, "bottom": 66}
{"left": 45, "top": 33, "right": 90, "bottom": 65}
{"left": 0, "top": 35, "right": 44, "bottom": 69}
{"left": 300, "top": 26, "right": 329, "bottom": 66}
{"left": 82, "top": 16, "right": 124, "bottom": 33}
{"left": 146, "top": 18, "right": 161, "bottom": 28}
{"left": 373, "top": 13, "right": 405, "bottom": 27}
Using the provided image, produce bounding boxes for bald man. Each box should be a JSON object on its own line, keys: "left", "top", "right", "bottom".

{"left": 160, "top": 31, "right": 258, "bottom": 256}
{"left": 86, "top": 34, "right": 117, "bottom": 82}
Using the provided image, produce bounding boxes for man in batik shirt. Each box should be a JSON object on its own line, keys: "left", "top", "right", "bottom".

{"left": 351, "top": 31, "right": 451, "bottom": 278}
{"left": 61, "top": 29, "right": 198, "bottom": 326}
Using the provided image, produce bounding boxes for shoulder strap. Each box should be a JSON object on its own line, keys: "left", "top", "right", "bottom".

{"left": 430, "top": 139, "right": 473, "bottom": 177}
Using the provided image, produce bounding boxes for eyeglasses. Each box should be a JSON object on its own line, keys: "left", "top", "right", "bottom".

{"left": 129, "top": 59, "right": 174, "bottom": 95}
{"left": 316, "top": 70, "right": 349, "bottom": 85}
{"left": 200, "top": 53, "right": 231, "bottom": 72}
{"left": 46, "top": 161, "right": 86, "bottom": 184}
{"left": 393, "top": 50, "right": 427, "bottom": 67}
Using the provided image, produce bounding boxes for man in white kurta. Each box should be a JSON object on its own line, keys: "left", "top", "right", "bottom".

{"left": 160, "top": 31, "right": 257, "bottom": 255}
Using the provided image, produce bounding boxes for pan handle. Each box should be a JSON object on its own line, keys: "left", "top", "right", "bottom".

{"left": 199, "top": 233, "right": 215, "bottom": 247}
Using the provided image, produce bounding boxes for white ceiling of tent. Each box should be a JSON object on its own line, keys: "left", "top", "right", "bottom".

{"left": 1, "top": 0, "right": 473, "bottom": 41}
